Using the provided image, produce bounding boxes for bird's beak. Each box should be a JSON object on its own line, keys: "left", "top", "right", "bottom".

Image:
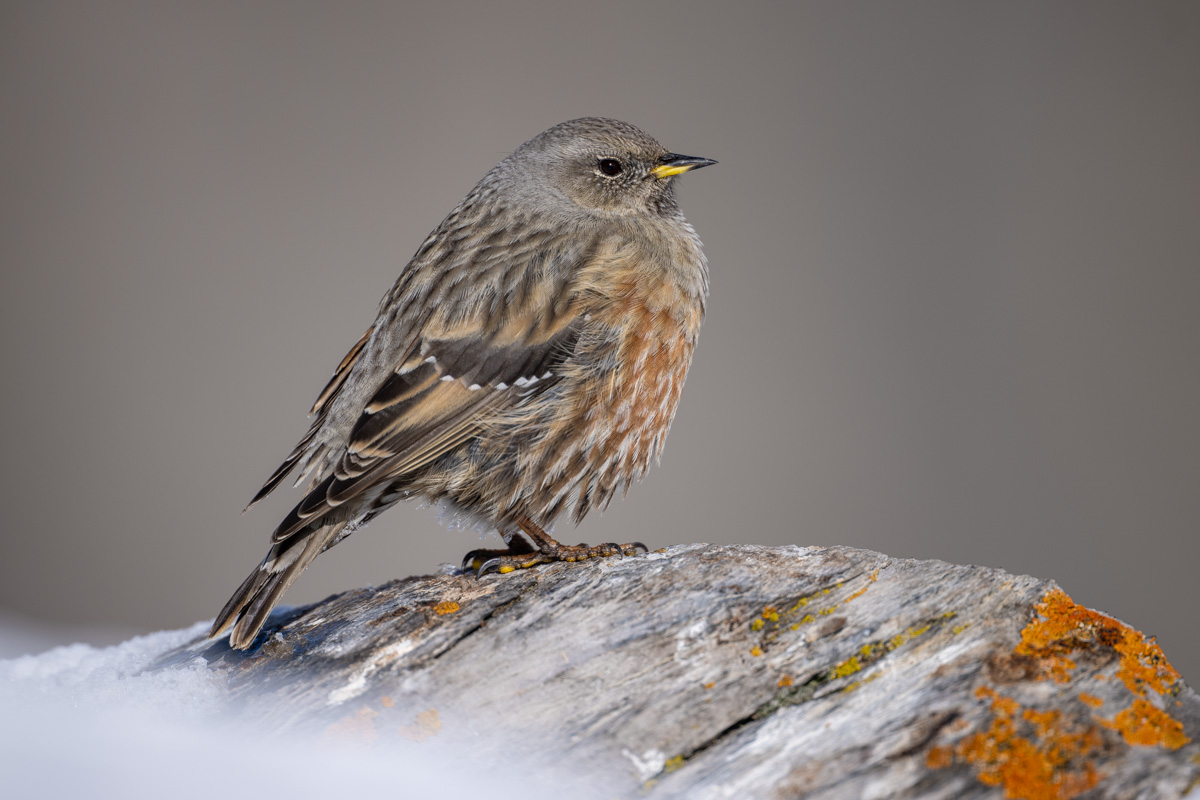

{"left": 651, "top": 153, "right": 718, "bottom": 179}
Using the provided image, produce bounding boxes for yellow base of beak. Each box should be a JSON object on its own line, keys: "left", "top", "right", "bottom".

{"left": 651, "top": 164, "right": 697, "bottom": 179}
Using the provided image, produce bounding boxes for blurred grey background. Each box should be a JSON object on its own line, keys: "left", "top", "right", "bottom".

{"left": 2, "top": 2, "right": 1197, "bottom": 676}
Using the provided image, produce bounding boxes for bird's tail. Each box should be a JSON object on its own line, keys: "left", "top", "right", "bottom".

{"left": 209, "top": 521, "right": 345, "bottom": 650}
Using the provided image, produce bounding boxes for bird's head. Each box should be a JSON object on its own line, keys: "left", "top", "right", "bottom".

{"left": 505, "top": 117, "right": 716, "bottom": 217}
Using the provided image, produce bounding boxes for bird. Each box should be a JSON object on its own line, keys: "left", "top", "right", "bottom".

{"left": 210, "top": 117, "right": 716, "bottom": 650}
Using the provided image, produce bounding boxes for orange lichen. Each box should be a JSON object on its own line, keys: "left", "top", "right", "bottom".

{"left": 323, "top": 705, "right": 379, "bottom": 743}
{"left": 845, "top": 570, "right": 878, "bottom": 602}
{"left": 1022, "top": 708, "right": 1062, "bottom": 738}
{"left": 946, "top": 687, "right": 1101, "bottom": 800}
{"left": 935, "top": 586, "right": 1190, "bottom": 800}
{"left": 1112, "top": 627, "right": 1179, "bottom": 697}
{"left": 778, "top": 674, "right": 793, "bottom": 688}
{"left": 762, "top": 606, "right": 780, "bottom": 622}
{"left": 926, "top": 745, "right": 954, "bottom": 769}
{"left": 434, "top": 601, "right": 460, "bottom": 615}
{"left": 397, "top": 708, "right": 442, "bottom": 742}
{"left": 1016, "top": 588, "right": 1180, "bottom": 696}
{"left": 1100, "top": 698, "right": 1189, "bottom": 750}
{"left": 749, "top": 646, "right": 763, "bottom": 657}
{"left": 844, "top": 575, "right": 873, "bottom": 599}
{"left": 703, "top": 681, "right": 715, "bottom": 690}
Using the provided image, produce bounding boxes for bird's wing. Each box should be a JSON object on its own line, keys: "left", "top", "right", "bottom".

{"left": 245, "top": 326, "right": 374, "bottom": 509}
{"left": 264, "top": 229, "right": 603, "bottom": 543}
{"left": 245, "top": 218, "right": 603, "bottom": 511}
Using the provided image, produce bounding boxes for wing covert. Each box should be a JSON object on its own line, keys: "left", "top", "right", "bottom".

{"left": 266, "top": 231, "right": 597, "bottom": 542}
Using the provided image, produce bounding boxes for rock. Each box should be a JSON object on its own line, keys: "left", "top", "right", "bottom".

{"left": 161, "top": 544, "right": 1200, "bottom": 799}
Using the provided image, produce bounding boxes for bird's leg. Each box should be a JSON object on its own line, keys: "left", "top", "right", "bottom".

{"left": 467, "top": 515, "right": 647, "bottom": 577}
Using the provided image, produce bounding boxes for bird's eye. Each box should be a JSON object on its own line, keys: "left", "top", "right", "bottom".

{"left": 598, "top": 158, "right": 623, "bottom": 177}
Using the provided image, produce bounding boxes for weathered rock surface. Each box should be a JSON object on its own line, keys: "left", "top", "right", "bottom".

{"left": 161, "top": 544, "right": 1200, "bottom": 799}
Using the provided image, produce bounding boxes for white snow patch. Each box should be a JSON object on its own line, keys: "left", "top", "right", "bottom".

{"left": 0, "top": 622, "right": 610, "bottom": 800}
{"left": 622, "top": 747, "right": 667, "bottom": 782}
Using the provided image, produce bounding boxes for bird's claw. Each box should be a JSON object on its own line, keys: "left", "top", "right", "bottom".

{"left": 476, "top": 557, "right": 504, "bottom": 578}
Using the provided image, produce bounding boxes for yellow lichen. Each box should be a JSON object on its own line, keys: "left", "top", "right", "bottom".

{"left": 663, "top": 755, "right": 686, "bottom": 773}
{"left": 750, "top": 646, "right": 763, "bottom": 657}
{"left": 762, "top": 606, "right": 779, "bottom": 622}
{"left": 833, "top": 656, "right": 861, "bottom": 678}
{"left": 799, "top": 614, "right": 815, "bottom": 625}
{"left": 843, "top": 670, "right": 881, "bottom": 694}
{"left": 750, "top": 618, "right": 764, "bottom": 631}
{"left": 433, "top": 601, "right": 460, "bottom": 615}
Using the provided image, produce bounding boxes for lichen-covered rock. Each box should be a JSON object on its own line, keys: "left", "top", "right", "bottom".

{"left": 161, "top": 544, "right": 1200, "bottom": 799}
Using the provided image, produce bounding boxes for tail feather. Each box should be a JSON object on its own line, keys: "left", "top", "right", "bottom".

{"left": 209, "top": 522, "right": 344, "bottom": 650}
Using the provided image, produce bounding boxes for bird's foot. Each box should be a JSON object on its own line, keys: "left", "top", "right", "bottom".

{"left": 463, "top": 538, "right": 647, "bottom": 578}
{"left": 460, "top": 533, "right": 537, "bottom": 573}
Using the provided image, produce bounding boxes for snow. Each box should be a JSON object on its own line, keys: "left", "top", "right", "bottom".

{"left": 0, "top": 622, "right": 606, "bottom": 800}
